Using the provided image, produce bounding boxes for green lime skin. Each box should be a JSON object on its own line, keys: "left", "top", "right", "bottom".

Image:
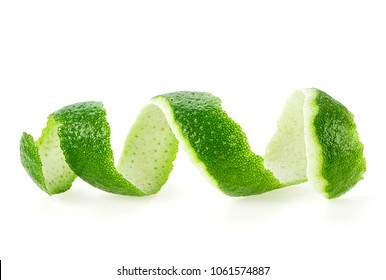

{"left": 161, "top": 91, "right": 281, "bottom": 196}
{"left": 20, "top": 90, "right": 366, "bottom": 198}
{"left": 313, "top": 89, "right": 366, "bottom": 198}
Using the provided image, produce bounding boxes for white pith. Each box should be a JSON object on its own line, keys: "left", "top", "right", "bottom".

{"left": 302, "top": 89, "right": 328, "bottom": 194}
{"left": 264, "top": 91, "right": 307, "bottom": 185}
{"left": 37, "top": 117, "right": 76, "bottom": 193}
{"left": 264, "top": 89, "right": 327, "bottom": 193}
{"left": 117, "top": 103, "right": 177, "bottom": 193}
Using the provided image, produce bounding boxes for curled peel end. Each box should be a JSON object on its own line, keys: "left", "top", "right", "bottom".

{"left": 20, "top": 132, "right": 48, "bottom": 194}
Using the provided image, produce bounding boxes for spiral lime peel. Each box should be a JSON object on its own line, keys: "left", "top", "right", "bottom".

{"left": 20, "top": 89, "right": 366, "bottom": 198}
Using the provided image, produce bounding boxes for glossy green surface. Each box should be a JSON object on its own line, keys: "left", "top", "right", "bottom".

{"left": 20, "top": 90, "right": 366, "bottom": 198}
{"left": 313, "top": 89, "right": 366, "bottom": 198}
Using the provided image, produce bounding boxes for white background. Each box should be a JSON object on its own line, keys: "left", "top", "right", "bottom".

{"left": 1, "top": 1, "right": 385, "bottom": 279}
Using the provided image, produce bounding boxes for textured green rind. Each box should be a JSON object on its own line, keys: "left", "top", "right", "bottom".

{"left": 20, "top": 90, "right": 366, "bottom": 198}
{"left": 20, "top": 132, "right": 48, "bottom": 193}
{"left": 313, "top": 89, "right": 366, "bottom": 198}
{"left": 161, "top": 91, "right": 281, "bottom": 196}
{"left": 52, "top": 102, "right": 146, "bottom": 196}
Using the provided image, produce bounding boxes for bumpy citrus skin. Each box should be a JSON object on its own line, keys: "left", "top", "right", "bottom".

{"left": 160, "top": 92, "right": 281, "bottom": 196}
{"left": 20, "top": 90, "right": 366, "bottom": 198}
{"left": 53, "top": 102, "right": 146, "bottom": 196}
{"left": 313, "top": 89, "right": 366, "bottom": 198}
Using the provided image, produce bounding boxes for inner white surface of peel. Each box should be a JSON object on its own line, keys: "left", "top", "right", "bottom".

{"left": 264, "top": 89, "right": 327, "bottom": 193}
{"left": 37, "top": 117, "right": 76, "bottom": 193}
{"left": 264, "top": 91, "right": 307, "bottom": 185}
{"left": 302, "top": 88, "right": 328, "bottom": 194}
{"left": 117, "top": 103, "right": 177, "bottom": 193}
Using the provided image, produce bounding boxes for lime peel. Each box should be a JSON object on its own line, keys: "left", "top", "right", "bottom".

{"left": 20, "top": 89, "right": 366, "bottom": 198}
{"left": 302, "top": 88, "right": 328, "bottom": 195}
